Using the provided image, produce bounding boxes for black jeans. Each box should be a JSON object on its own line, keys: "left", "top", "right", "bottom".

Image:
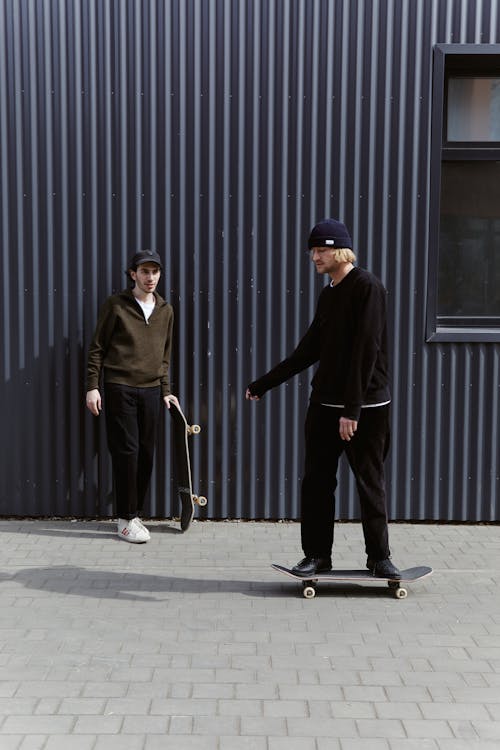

{"left": 300, "top": 403, "right": 391, "bottom": 562}
{"left": 104, "top": 384, "right": 161, "bottom": 520}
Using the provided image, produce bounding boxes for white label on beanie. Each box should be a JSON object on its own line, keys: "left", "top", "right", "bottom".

{"left": 326, "top": 239, "right": 335, "bottom": 245}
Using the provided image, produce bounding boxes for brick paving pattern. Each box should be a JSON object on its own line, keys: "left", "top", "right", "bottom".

{"left": 0, "top": 519, "right": 499, "bottom": 749}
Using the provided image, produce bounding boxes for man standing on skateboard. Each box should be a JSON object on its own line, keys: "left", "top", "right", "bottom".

{"left": 246, "top": 219, "right": 401, "bottom": 580}
{"left": 86, "top": 250, "right": 179, "bottom": 543}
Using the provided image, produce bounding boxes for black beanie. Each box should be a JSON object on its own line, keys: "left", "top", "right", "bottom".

{"left": 308, "top": 219, "right": 352, "bottom": 250}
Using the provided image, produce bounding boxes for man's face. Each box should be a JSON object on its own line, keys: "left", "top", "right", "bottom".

{"left": 309, "top": 247, "right": 341, "bottom": 275}
{"left": 130, "top": 262, "right": 161, "bottom": 293}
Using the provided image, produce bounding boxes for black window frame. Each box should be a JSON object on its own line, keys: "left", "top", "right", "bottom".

{"left": 426, "top": 44, "right": 500, "bottom": 343}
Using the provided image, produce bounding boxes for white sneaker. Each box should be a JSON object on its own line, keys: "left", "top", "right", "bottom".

{"left": 117, "top": 518, "right": 149, "bottom": 543}
{"left": 132, "top": 517, "right": 151, "bottom": 540}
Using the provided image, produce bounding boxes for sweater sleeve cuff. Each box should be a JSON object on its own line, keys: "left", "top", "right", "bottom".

{"left": 343, "top": 405, "right": 361, "bottom": 422}
{"left": 247, "top": 380, "right": 268, "bottom": 399}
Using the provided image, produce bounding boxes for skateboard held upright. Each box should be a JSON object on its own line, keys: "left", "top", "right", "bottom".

{"left": 169, "top": 401, "right": 207, "bottom": 531}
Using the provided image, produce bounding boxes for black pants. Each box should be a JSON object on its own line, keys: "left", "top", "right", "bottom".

{"left": 300, "top": 403, "right": 391, "bottom": 562}
{"left": 104, "top": 384, "right": 161, "bottom": 520}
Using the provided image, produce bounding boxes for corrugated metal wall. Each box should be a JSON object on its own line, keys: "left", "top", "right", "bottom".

{"left": 1, "top": 0, "right": 499, "bottom": 521}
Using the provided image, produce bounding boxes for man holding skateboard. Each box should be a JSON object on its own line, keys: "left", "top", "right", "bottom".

{"left": 86, "top": 250, "right": 179, "bottom": 543}
{"left": 246, "top": 219, "right": 401, "bottom": 580}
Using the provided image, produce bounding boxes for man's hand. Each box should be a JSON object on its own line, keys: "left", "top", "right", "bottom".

{"left": 339, "top": 416, "right": 357, "bottom": 441}
{"left": 86, "top": 389, "right": 101, "bottom": 416}
{"left": 164, "top": 394, "right": 180, "bottom": 409}
{"left": 245, "top": 388, "right": 260, "bottom": 401}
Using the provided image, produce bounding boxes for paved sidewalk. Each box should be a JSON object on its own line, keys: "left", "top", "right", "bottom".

{"left": 0, "top": 519, "right": 499, "bottom": 750}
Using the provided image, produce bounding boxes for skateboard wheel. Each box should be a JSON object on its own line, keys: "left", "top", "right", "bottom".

{"left": 188, "top": 424, "right": 201, "bottom": 435}
{"left": 302, "top": 585, "right": 316, "bottom": 599}
{"left": 194, "top": 495, "right": 207, "bottom": 507}
{"left": 394, "top": 587, "right": 408, "bottom": 599}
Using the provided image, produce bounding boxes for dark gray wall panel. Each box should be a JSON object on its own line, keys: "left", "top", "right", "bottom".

{"left": 1, "top": 0, "right": 499, "bottom": 520}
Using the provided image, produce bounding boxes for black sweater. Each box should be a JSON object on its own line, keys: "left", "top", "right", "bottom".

{"left": 247, "top": 267, "right": 390, "bottom": 421}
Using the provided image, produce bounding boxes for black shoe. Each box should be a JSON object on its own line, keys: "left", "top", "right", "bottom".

{"left": 367, "top": 558, "right": 401, "bottom": 579}
{"left": 291, "top": 556, "right": 332, "bottom": 577}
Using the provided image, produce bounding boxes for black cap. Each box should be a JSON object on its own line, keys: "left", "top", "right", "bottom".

{"left": 308, "top": 219, "right": 352, "bottom": 250}
{"left": 128, "top": 249, "right": 163, "bottom": 270}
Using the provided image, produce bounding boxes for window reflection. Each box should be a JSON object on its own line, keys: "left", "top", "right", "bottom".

{"left": 447, "top": 77, "right": 500, "bottom": 141}
{"left": 438, "top": 161, "right": 500, "bottom": 318}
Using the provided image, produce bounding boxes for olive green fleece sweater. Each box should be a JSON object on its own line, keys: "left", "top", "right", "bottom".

{"left": 86, "top": 289, "right": 174, "bottom": 396}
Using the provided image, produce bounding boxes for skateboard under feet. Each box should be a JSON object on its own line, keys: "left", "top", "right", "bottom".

{"left": 271, "top": 564, "right": 433, "bottom": 599}
{"left": 169, "top": 401, "right": 207, "bottom": 531}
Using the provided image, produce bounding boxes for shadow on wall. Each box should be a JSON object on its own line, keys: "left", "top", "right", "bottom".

{"left": 0, "top": 341, "right": 186, "bottom": 519}
{"left": 0, "top": 341, "right": 112, "bottom": 517}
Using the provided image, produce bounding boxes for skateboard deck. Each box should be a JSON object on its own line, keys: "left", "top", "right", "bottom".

{"left": 169, "top": 401, "right": 207, "bottom": 531}
{"left": 271, "top": 564, "right": 432, "bottom": 599}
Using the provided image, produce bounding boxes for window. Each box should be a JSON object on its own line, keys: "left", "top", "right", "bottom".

{"left": 427, "top": 45, "right": 500, "bottom": 342}
{"left": 447, "top": 77, "right": 500, "bottom": 142}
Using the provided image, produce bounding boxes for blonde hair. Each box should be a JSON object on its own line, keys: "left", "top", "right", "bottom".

{"left": 332, "top": 248, "right": 356, "bottom": 263}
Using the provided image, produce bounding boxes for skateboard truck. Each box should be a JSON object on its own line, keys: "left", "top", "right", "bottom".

{"left": 178, "top": 485, "right": 207, "bottom": 506}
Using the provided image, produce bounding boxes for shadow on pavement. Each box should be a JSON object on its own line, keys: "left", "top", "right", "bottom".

{"left": 0, "top": 521, "right": 183, "bottom": 540}
{"left": 0, "top": 564, "right": 406, "bottom": 602}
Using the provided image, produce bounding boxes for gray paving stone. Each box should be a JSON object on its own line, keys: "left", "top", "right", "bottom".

{"left": 241, "top": 716, "right": 287, "bottom": 735}
{"left": 388, "top": 741, "right": 439, "bottom": 750}
{"left": 1, "top": 716, "right": 75, "bottom": 734}
{"left": 420, "top": 702, "right": 490, "bottom": 721}
{"left": 385, "top": 686, "right": 431, "bottom": 702}
{"left": 93, "top": 738, "right": 144, "bottom": 750}
{"left": 374, "top": 702, "right": 423, "bottom": 720}
{"left": 145, "top": 737, "right": 217, "bottom": 749}
{"left": 121, "top": 716, "right": 168, "bottom": 734}
{"left": 44, "top": 738, "right": 96, "bottom": 750}
{"left": 279, "top": 685, "right": 343, "bottom": 701}
{"left": 82, "top": 682, "right": 128, "bottom": 698}
{"left": 16, "top": 738, "right": 47, "bottom": 750}
{"left": 359, "top": 671, "right": 403, "bottom": 687}
{"left": 192, "top": 683, "right": 235, "bottom": 699}
{"left": 269, "top": 739, "right": 317, "bottom": 750}
{"left": 103, "top": 697, "right": 151, "bottom": 715}
{"left": 218, "top": 699, "right": 263, "bottom": 716}
{"left": 330, "top": 701, "right": 376, "bottom": 719}
{"left": 339, "top": 741, "right": 389, "bottom": 750}
{"left": 15, "top": 682, "right": 84, "bottom": 698}
{"left": 469, "top": 720, "right": 500, "bottom": 739}
{"left": 58, "top": 699, "right": 105, "bottom": 715}
{"left": 0, "top": 683, "right": 19, "bottom": 698}
{"left": 287, "top": 717, "right": 358, "bottom": 737}
{"left": 150, "top": 698, "right": 216, "bottom": 716}
{"left": 167, "top": 716, "right": 193, "bottom": 734}
{"left": 263, "top": 699, "right": 308, "bottom": 717}
{"left": 0, "top": 738, "right": 22, "bottom": 750}
{"left": 73, "top": 716, "right": 123, "bottom": 734}
{"left": 0, "top": 699, "right": 38, "bottom": 715}
{"left": 439, "top": 742, "right": 500, "bottom": 749}
{"left": 33, "top": 698, "right": 61, "bottom": 716}
{"left": 357, "top": 719, "right": 406, "bottom": 738}
{"left": 192, "top": 715, "right": 240, "bottom": 734}
{"left": 402, "top": 719, "right": 454, "bottom": 738}
{"left": 219, "top": 738, "right": 267, "bottom": 750}
{"left": 308, "top": 700, "right": 334, "bottom": 719}
{"left": 343, "top": 686, "right": 387, "bottom": 702}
